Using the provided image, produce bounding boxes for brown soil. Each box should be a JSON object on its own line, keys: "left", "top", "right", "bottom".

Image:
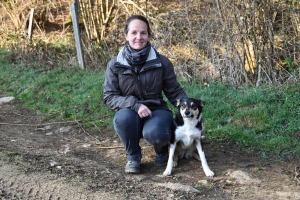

{"left": 0, "top": 92, "right": 299, "bottom": 200}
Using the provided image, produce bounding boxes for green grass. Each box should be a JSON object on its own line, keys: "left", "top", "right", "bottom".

{"left": 185, "top": 82, "right": 300, "bottom": 158}
{"left": 0, "top": 49, "right": 114, "bottom": 133}
{"left": 1, "top": 49, "right": 299, "bottom": 159}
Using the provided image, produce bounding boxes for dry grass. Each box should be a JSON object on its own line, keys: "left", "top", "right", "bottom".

{"left": 1, "top": 0, "right": 299, "bottom": 85}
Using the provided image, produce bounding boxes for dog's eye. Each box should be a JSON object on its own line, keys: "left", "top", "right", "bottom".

{"left": 181, "top": 104, "right": 186, "bottom": 109}
{"left": 191, "top": 104, "right": 197, "bottom": 109}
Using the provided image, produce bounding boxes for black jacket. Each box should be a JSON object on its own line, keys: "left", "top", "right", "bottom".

{"left": 103, "top": 46, "right": 187, "bottom": 112}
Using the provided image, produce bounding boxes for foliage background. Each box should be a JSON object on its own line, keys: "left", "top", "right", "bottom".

{"left": 0, "top": 0, "right": 299, "bottom": 86}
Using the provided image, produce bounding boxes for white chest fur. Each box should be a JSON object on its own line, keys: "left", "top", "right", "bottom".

{"left": 175, "top": 119, "right": 201, "bottom": 148}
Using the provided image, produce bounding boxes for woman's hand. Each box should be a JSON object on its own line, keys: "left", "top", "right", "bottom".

{"left": 138, "top": 104, "right": 152, "bottom": 118}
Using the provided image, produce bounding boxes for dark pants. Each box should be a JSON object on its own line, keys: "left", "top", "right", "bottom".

{"left": 113, "top": 108, "right": 172, "bottom": 162}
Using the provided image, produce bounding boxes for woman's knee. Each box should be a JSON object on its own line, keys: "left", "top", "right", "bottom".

{"left": 144, "top": 128, "right": 171, "bottom": 146}
{"left": 143, "top": 114, "right": 172, "bottom": 146}
{"left": 114, "top": 108, "right": 138, "bottom": 126}
{"left": 145, "top": 131, "right": 171, "bottom": 146}
{"left": 113, "top": 108, "right": 141, "bottom": 139}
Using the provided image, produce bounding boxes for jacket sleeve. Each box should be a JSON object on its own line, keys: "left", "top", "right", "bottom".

{"left": 160, "top": 55, "right": 188, "bottom": 106}
{"left": 103, "top": 58, "right": 141, "bottom": 112}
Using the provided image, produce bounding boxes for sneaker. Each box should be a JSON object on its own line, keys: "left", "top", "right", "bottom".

{"left": 154, "top": 154, "right": 169, "bottom": 167}
{"left": 125, "top": 161, "right": 140, "bottom": 174}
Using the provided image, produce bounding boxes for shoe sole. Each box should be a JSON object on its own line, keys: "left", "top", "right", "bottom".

{"left": 125, "top": 169, "right": 140, "bottom": 174}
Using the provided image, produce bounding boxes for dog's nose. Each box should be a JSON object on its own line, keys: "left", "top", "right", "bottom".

{"left": 185, "top": 110, "right": 193, "bottom": 117}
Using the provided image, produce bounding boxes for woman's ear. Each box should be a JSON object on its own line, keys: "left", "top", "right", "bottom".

{"left": 124, "top": 33, "right": 128, "bottom": 41}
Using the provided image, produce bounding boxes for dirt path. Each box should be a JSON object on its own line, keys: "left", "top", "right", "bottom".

{"left": 0, "top": 98, "right": 299, "bottom": 199}
{"left": 0, "top": 159, "right": 118, "bottom": 200}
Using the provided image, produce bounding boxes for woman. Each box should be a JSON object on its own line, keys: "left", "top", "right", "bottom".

{"left": 103, "top": 15, "right": 187, "bottom": 174}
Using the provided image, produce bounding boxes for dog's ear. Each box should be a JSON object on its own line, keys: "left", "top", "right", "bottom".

{"left": 195, "top": 99, "right": 204, "bottom": 108}
{"left": 176, "top": 99, "right": 181, "bottom": 107}
{"left": 200, "top": 100, "right": 204, "bottom": 107}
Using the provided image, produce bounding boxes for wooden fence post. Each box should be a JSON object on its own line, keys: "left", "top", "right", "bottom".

{"left": 28, "top": 8, "right": 34, "bottom": 40}
{"left": 70, "top": 3, "right": 85, "bottom": 69}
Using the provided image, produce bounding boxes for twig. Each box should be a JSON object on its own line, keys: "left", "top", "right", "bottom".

{"left": 90, "top": 121, "right": 103, "bottom": 134}
{"left": 75, "top": 121, "right": 123, "bottom": 149}
{"left": 0, "top": 121, "right": 79, "bottom": 127}
{"left": 295, "top": 166, "right": 300, "bottom": 185}
{"left": 127, "top": 0, "right": 146, "bottom": 16}
{"left": 75, "top": 120, "right": 100, "bottom": 143}
{"left": 95, "top": 146, "right": 123, "bottom": 149}
{"left": 119, "top": 0, "right": 131, "bottom": 15}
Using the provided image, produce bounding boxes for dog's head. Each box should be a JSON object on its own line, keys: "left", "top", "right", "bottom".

{"left": 176, "top": 98, "right": 204, "bottom": 119}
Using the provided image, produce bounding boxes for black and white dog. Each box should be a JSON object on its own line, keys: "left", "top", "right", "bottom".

{"left": 163, "top": 98, "right": 214, "bottom": 177}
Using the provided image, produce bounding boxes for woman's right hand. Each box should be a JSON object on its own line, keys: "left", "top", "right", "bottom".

{"left": 138, "top": 104, "right": 152, "bottom": 118}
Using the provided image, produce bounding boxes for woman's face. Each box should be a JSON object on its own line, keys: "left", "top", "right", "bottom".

{"left": 125, "top": 19, "right": 149, "bottom": 51}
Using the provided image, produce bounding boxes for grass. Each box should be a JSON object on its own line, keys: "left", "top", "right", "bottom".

{"left": 197, "top": 82, "right": 300, "bottom": 158}
{"left": 1, "top": 49, "right": 299, "bottom": 159}
{"left": 0, "top": 49, "right": 114, "bottom": 133}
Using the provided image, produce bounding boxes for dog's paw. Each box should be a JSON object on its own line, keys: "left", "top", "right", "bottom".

{"left": 163, "top": 170, "right": 172, "bottom": 176}
{"left": 193, "top": 153, "right": 200, "bottom": 161}
{"left": 204, "top": 170, "right": 214, "bottom": 177}
{"left": 172, "top": 161, "right": 178, "bottom": 167}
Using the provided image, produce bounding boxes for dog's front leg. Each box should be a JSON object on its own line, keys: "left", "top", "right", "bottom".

{"left": 163, "top": 142, "right": 177, "bottom": 176}
{"left": 195, "top": 140, "right": 214, "bottom": 177}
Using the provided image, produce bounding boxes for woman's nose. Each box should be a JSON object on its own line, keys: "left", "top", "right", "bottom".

{"left": 136, "top": 33, "right": 142, "bottom": 39}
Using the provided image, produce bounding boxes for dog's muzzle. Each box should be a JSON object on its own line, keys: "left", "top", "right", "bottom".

{"left": 183, "top": 110, "right": 194, "bottom": 118}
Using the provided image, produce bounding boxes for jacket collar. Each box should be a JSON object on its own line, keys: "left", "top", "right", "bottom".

{"left": 116, "top": 46, "right": 160, "bottom": 68}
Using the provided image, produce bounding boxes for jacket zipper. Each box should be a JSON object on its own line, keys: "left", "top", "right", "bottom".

{"left": 136, "top": 74, "right": 144, "bottom": 100}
